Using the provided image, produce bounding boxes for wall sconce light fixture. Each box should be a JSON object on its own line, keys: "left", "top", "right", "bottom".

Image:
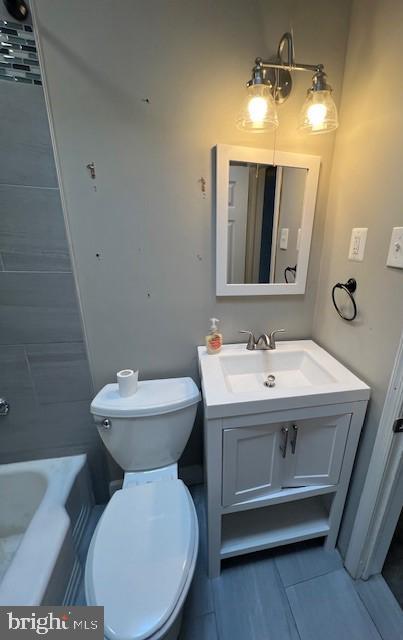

{"left": 238, "top": 32, "right": 339, "bottom": 135}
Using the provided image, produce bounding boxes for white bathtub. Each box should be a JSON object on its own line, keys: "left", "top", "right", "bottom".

{"left": 0, "top": 455, "right": 93, "bottom": 605}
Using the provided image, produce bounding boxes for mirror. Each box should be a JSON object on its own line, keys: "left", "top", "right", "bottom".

{"left": 216, "top": 145, "right": 320, "bottom": 296}
{"left": 228, "top": 162, "right": 306, "bottom": 285}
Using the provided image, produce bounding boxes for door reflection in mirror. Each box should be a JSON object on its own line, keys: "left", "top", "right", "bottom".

{"left": 227, "top": 161, "right": 307, "bottom": 284}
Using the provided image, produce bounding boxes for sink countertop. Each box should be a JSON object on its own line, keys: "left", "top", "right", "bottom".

{"left": 198, "top": 340, "right": 370, "bottom": 419}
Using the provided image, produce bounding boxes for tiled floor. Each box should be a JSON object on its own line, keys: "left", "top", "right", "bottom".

{"left": 74, "top": 485, "right": 403, "bottom": 640}
{"left": 383, "top": 510, "right": 403, "bottom": 608}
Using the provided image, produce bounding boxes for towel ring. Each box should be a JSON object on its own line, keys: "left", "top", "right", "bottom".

{"left": 331, "top": 278, "right": 357, "bottom": 321}
{"left": 284, "top": 265, "right": 297, "bottom": 283}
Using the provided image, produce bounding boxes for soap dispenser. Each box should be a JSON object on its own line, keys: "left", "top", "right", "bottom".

{"left": 206, "top": 318, "right": 223, "bottom": 354}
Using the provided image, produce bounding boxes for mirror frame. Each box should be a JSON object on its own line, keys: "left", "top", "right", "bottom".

{"left": 216, "top": 144, "right": 321, "bottom": 296}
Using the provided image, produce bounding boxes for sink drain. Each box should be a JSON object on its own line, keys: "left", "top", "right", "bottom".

{"left": 264, "top": 374, "right": 276, "bottom": 388}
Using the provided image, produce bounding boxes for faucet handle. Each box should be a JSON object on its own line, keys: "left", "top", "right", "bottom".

{"left": 239, "top": 330, "right": 256, "bottom": 351}
{"left": 269, "top": 328, "right": 285, "bottom": 337}
{"left": 268, "top": 328, "right": 285, "bottom": 349}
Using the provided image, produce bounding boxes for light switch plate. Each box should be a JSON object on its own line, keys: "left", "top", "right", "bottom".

{"left": 279, "top": 228, "right": 289, "bottom": 250}
{"left": 386, "top": 227, "right": 403, "bottom": 268}
{"left": 348, "top": 228, "right": 368, "bottom": 262}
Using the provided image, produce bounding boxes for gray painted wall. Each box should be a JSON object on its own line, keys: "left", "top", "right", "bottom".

{"left": 0, "top": 23, "right": 107, "bottom": 500}
{"left": 313, "top": 0, "right": 403, "bottom": 553}
{"left": 33, "top": 0, "right": 351, "bottom": 470}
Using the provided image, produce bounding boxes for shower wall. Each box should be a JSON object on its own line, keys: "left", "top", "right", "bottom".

{"left": 0, "top": 12, "right": 107, "bottom": 500}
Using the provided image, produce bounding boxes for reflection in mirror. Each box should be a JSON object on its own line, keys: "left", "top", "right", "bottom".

{"left": 227, "top": 162, "right": 307, "bottom": 284}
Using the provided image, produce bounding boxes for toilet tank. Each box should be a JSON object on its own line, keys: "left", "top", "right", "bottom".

{"left": 90, "top": 378, "right": 200, "bottom": 472}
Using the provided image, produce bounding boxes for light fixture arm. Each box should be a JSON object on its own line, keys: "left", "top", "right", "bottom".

{"left": 277, "top": 32, "right": 294, "bottom": 69}
{"left": 253, "top": 32, "right": 324, "bottom": 75}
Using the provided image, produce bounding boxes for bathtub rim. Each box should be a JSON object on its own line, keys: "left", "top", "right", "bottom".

{"left": 0, "top": 453, "right": 90, "bottom": 606}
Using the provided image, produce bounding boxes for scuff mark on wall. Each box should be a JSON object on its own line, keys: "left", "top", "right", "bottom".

{"left": 198, "top": 177, "right": 206, "bottom": 198}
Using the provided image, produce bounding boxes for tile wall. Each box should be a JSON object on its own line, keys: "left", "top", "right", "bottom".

{"left": 0, "top": 18, "right": 107, "bottom": 501}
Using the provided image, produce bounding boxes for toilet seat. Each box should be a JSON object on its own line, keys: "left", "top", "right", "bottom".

{"left": 85, "top": 480, "right": 198, "bottom": 640}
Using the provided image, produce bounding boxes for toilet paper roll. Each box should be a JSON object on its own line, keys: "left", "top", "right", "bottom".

{"left": 117, "top": 369, "right": 139, "bottom": 397}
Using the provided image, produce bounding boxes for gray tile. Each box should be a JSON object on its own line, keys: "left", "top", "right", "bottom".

{"left": 0, "top": 399, "right": 94, "bottom": 457}
{"left": 286, "top": 569, "right": 381, "bottom": 640}
{"left": 190, "top": 485, "right": 209, "bottom": 559}
{"left": 73, "top": 581, "right": 86, "bottom": 606}
{"left": 27, "top": 342, "right": 92, "bottom": 404}
{"left": 0, "top": 81, "right": 57, "bottom": 187}
{"left": 184, "top": 486, "right": 214, "bottom": 618}
{"left": 77, "top": 505, "right": 105, "bottom": 566}
{"left": 37, "top": 400, "right": 96, "bottom": 450}
{"left": 382, "top": 512, "right": 403, "bottom": 608}
{"left": 184, "top": 552, "right": 214, "bottom": 619}
{"left": 0, "top": 345, "right": 32, "bottom": 395}
{"left": 0, "top": 272, "right": 83, "bottom": 344}
{"left": 184, "top": 520, "right": 214, "bottom": 617}
{"left": 0, "top": 185, "right": 71, "bottom": 271}
{"left": 83, "top": 444, "right": 109, "bottom": 504}
{"left": 0, "top": 347, "right": 107, "bottom": 503}
{"left": 213, "top": 553, "right": 300, "bottom": 640}
{"left": 179, "top": 613, "right": 218, "bottom": 640}
{"left": 0, "top": 345, "right": 38, "bottom": 440}
{"left": 274, "top": 539, "right": 343, "bottom": 587}
{"left": 354, "top": 575, "right": 403, "bottom": 640}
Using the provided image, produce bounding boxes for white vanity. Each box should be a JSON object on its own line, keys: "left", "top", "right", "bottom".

{"left": 198, "top": 341, "right": 370, "bottom": 577}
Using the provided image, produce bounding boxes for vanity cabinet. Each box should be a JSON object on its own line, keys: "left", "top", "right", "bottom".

{"left": 222, "top": 414, "right": 351, "bottom": 507}
{"left": 203, "top": 401, "right": 369, "bottom": 578}
{"left": 198, "top": 340, "right": 370, "bottom": 577}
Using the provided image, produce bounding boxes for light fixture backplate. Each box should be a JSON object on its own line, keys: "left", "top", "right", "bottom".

{"left": 266, "top": 63, "right": 292, "bottom": 104}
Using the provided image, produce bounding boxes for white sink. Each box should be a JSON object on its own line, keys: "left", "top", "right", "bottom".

{"left": 219, "top": 349, "right": 336, "bottom": 393}
{"left": 198, "top": 340, "right": 370, "bottom": 418}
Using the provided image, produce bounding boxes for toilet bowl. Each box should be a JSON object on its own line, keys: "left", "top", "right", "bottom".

{"left": 86, "top": 377, "right": 201, "bottom": 640}
{"left": 85, "top": 480, "right": 198, "bottom": 640}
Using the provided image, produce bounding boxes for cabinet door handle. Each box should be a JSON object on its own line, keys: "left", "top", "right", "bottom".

{"left": 290, "top": 424, "right": 298, "bottom": 454}
{"left": 280, "top": 426, "right": 289, "bottom": 458}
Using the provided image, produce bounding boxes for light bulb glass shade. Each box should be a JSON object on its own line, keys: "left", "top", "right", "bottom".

{"left": 236, "top": 84, "right": 279, "bottom": 132}
{"left": 298, "top": 89, "right": 338, "bottom": 134}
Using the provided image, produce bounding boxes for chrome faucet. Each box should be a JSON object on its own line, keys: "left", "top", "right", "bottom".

{"left": 239, "top": 329, "right": 285, "bottom": 350}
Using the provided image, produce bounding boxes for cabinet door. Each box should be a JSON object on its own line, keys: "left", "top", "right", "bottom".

{"left": 283, "top": 414, "right": 351, "bottom": 488}
{"left": 222, "top": 423, "right": 283, "bottom": 506}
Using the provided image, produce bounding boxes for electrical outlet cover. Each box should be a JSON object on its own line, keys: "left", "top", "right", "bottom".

{"left": 386, "top": 227, "right": 403, "bottom": 269}
{"left": 348, "top": 228, "right": 368, "bottom": 262}
{"left": 279, "top": 228, "right": 289, "bottom": 250}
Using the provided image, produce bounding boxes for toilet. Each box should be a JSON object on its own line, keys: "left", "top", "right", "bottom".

{"left": 85, "top": 377, "right": 201, "bottom": 640}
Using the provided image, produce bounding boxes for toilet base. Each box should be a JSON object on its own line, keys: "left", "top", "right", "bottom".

{"left": 123, "top": 463, "right": 178, "bottom": 488}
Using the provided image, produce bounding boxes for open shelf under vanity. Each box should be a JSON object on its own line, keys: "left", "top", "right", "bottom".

{"left": 221, "top": 493, "right": 333, "bottom": 559}
{"left": 222, "top": 483, "right": 337, "bottom": 514}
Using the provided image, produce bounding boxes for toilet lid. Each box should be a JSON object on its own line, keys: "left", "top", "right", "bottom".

{"left": 85, "top": 481, "right": 196, "bottom": 640}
